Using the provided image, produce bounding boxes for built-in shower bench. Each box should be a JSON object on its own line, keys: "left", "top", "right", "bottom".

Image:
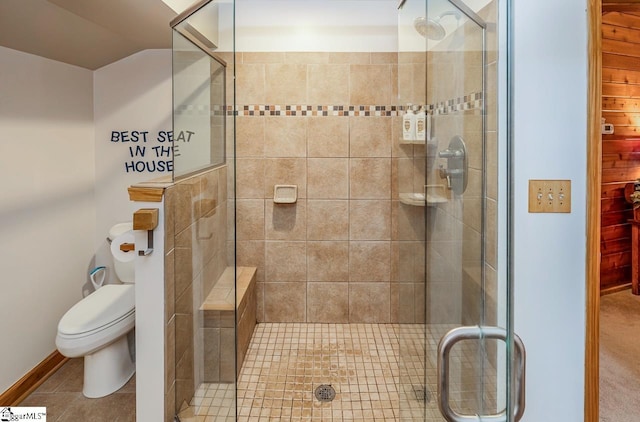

{"left": 200, "top": 266, "right": 257, "bottom": 381}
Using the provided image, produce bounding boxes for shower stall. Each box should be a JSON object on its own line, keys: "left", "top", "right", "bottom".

{"left": 166, "top": 0, "right": 523, "bottom": 421}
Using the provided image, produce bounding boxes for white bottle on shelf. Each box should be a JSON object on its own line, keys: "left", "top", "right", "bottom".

{"left": 415, "top": 106, "right": 426, "bottom": 142}
{"left": 402, "top": 104, "right": 416, "bottom": 142}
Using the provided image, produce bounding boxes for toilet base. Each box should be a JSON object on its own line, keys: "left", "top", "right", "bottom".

{"left": 83, "top": 335, "right": 135, "bottom": 398}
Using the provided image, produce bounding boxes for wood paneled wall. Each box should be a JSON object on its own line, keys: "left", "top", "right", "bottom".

{"left": 601, "top": 11, "right": 640, "bottom": 291}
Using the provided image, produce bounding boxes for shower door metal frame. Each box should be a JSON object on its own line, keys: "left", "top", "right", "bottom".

{"left": 424, "top": 0, "right": 523, "bottom": 421}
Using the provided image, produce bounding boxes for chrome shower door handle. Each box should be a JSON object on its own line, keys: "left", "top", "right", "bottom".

{"left": 437, "top": 326, "right": 526, "bottom": 422}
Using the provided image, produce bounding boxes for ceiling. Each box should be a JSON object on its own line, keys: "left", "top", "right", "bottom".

{"left": 0, "top": 0, "right": 177, "bottom": 70}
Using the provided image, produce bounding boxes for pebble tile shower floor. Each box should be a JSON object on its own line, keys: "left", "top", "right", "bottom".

{"left": 179, "top": 323, "right": 495, "bottom": 421}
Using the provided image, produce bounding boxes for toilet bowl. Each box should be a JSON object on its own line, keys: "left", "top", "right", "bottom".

{"left": 56, "top": 222, "right": 136, "bottom": 398}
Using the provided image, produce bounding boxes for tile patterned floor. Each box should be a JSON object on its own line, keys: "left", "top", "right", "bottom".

{"left": 237, "top": 324, "right": 402, "bottom": 422}
{"left": 186, "top": 323, "right": 497, "bottom": 422}
{"left": 181, "top": 323, "right": 436, "bottom": 421}
{"left": 19, "top": 358, "right": 135, "bottom": 422}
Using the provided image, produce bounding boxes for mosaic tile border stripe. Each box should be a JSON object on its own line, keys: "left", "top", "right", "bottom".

{"left": 175, "top": 93, "right": 483, "bottom": 117}
{"left": 231, "top": 99, "right": 483, "bottom": 117}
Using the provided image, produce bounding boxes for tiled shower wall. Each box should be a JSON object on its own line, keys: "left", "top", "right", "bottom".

{"left": 408, "top": 1, "right": 498, "bottom": 328}
{"left": 163, "top": 165, "right": 229, "bottom": 421}
{"left": 230, "top": 52, "right": 427, "bottom": 324}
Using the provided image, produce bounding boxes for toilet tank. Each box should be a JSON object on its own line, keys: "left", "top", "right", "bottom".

{"left": 109, "top": 222, "right": 135, "bottom": 284}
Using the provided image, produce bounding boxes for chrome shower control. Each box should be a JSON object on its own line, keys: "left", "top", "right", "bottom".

{"left": 438, "top": 136, "right": 468, "bottom": 195}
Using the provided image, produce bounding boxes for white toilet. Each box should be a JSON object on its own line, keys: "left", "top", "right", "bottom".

{"left": 56, "top": 222, "right": 136, "bottom": 398}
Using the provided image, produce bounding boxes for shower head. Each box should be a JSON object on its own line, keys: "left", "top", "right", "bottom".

{"left": 413, "top": 10, "right": 463, "bottom": 41}
{"left": 413, "top": 16, "right": 445, "bottom": 40}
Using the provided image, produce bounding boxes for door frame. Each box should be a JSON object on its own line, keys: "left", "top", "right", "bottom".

{"left": 586, "top": 0, "right": 601, "bottom": 421}
{"left": 586, "top": 2, "right": 640, "bottom": 420}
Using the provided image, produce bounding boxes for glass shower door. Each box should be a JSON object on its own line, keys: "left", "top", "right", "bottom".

{"left": 398, "top": 0, "right": 523, "bottom": 421}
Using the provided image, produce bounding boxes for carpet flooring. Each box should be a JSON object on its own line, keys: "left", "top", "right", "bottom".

{"left": 600, "top": 290, "right": 640, "bottom": 422}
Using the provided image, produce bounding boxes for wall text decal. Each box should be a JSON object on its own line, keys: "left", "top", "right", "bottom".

{"left": 110, "top": 130, "right": 195, "bottom": 173}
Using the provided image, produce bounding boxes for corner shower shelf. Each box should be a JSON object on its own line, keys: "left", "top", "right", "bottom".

{"left": 399, "top": 185, "right": 448, "bottom": 207}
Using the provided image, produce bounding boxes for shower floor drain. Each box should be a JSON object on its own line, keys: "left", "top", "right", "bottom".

{"left": 413, "top": 385, "right": 431, "bottom": 403}
{"left": 314, "top": 384, "right": 336, "bottom": 402}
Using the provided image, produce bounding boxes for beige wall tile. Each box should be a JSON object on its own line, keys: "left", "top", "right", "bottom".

{"left": 174, "top": 245, "right": 193, "bottom": 301}
{"left": 236, "top": 199, "right": 265, "bottom": 240}
{"left": 308, "top": 64, "right": 350, "bottom": 104}
{"left": 202, "top": 327, "right": 220, "bottom": 382}
{"left": 329, "top": 52, "right": 370, "bottom": 64}
{"left": 243, "top": 52, "right": 285, "bottom": 64}
{"left": 486, "top": 132, "right": 498, "bottom": 201}
{"left": 391, "top": 241, "right": 414, "bottom": 283}
{"left": 462, "top": 197, "right": 482, "bottom": 233}
{"left": 308, "top": 158, "right": 349, "bottom": 199}
{"left": 175, "top": 337, "right": 194, "bottom": 381}
{"left": 175, "top": 378, "right": 194, "bottom": 414}
{"left": 265, "top": 64, "right": 308, "bottom": 104}
{"left": 413, "top": 280, "right": 426, "bottom": 324}
{"left": 486, "top": 198, "right": 497, "bottom": 269}
{"left": 392, "top": 283, "right": 415, "bottom": 324}
{"left": 236, "top": 117, "right": 265, "bottom": 157}
{"left": 350, "top": 65, "right": 391, "bottom": 105}
{"left": 397, "top": 63, "right": 414, "bottom": 106}
{"left": 200, "top": 204, "right": 228, "bottom": 263}
{"left": 255, "top": 281, "right": 265, "bottom": 322}
{"left": 175, "top": 313, "right": 194, "bottom": 367}
{"left": 307, "top": 116, "right": 349, "bottom": 158}
{"left": 236, "top": 158, "right": 265, "bottom": 199}
{"left": 165, "top": 249, "right": 175, "bottom": 324}
{"left": 237, "top": 240, "right": 265, "bottom": 282}
{"left": 219, "top": 328, "right": 236, "bottom": 381}
{"left": 264, "top": 282, "right": 306, "bottom": 322}
{"left": 174, "top": 179, "right": 201, "bottom": 234}
{"left": 392, "top": 201, "right": 425, "bottom": 242}
{"left": 264, "top": 158, "right": 307, "bottom": 199}
{"left": 177, "top": 224, "right": 204, "bottom": 280}
{"left": 395, "top": 157, "right": 415, "bottom": 200}
{"left": 164, "top": 187, "right": 176, "bottom": 252}
{"left": 391, "top": 64, "right": 398, "bottom": 103}
{"left": 307, "top": 282, "right": 349, "bottom": 323}
{"left": 350, "top": 158, "right": 391, "bottom": 199}
{"left": 165, "top": 317, "right": 176, "bottom": 394}
{"left": 349, "top": 241, "right": 391, "bottom": 282}
{"left": 285, "top": 52, "right": 329, "bottom": 64}
{"left": 175, "top": 283, "right": 193, "bottom": 316}
{"left": 427, "top": 281, "right": 461, "bottom": 324}
{"left": 349, "top": 117, "right": 392, "bottom": 158}
{"left": 391, "top": 116, "right": 415, "bottom": 159}
{"left": 371, "top": 53, "right": 398, "bottom": 64}
{"left": 200, "top": 170, "right": 219, "bottom": 217}
{"left": 307, "top": 241, "right": 349, "bottom": 282}
{"left": 349, "top": 283, "right": 390, "bottom": 323}
{"left": 350, "top": 200, "right": 391, "bottom": 240}
{"left": 265, "top": 241, "right": 307, "bottom": 281}
{"left": 306, "top": 200, "right": 349, "bottom": 241}
{"left": 236, "top": 64, "right": 265, "bottom": 105}
{"left": 265, "top": 117, "right": 307, "bottom": 157}
{"left": 412, "top": 240, "right": 426, "bottom": 283}
{"left": 265, "top": 200, "right": 307, "bottom": 241}
{"left": 219, "top": 166, "right": 228, "bottom": 205}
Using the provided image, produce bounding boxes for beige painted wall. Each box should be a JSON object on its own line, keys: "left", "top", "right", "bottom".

{"left": 0, "top": 46, "right": 95, "bottom": 392}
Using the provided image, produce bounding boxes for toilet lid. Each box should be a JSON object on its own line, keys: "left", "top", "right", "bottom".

{"left": 58, "top": 285, "right": 135, "bottom": 335}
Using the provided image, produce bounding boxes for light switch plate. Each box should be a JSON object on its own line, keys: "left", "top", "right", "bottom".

{"left": 528, "top": 180, "right": 571, "bottom": 213}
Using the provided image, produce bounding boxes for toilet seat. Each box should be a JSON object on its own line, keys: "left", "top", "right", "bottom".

{"left": 56, "top": 285, "right": 135, "bottom": 358}
{"left": 58, "top": 284, "right": 134, "bottom": 336}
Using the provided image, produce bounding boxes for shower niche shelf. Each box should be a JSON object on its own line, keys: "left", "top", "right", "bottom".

{"left": 399, "top": 185, "right": 447, "bottom": 207}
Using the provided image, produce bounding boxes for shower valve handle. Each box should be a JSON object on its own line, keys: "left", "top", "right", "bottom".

{"left": 438, "top": 148, "right": 464, "bottom": 159}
